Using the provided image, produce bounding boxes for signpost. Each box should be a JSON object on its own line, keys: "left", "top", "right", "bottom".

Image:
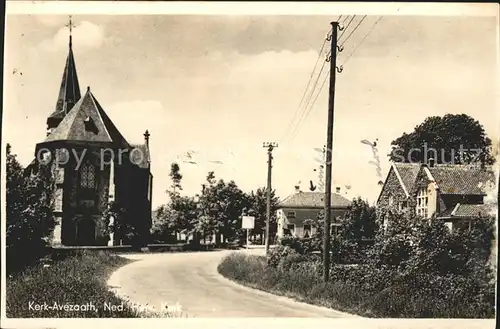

{"left": 241, "top": 216, "right": 255, "bottom": 249}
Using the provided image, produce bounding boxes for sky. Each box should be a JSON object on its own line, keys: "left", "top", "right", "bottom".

{"left": 3, "top": 13, "right": 499, "bottom": 209}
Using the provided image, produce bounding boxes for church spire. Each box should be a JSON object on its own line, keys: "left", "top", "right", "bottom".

{"left": 46, "top": 16, "right": 81, "bottom": 131}
{"left": 66, "top": 15, "right": 74, "bottom": 49}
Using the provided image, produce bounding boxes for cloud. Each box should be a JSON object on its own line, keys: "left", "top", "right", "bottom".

{"left": 35, "top": 15, "right": 69, "bottom": 27}
{"left": 38, "top": 21, "right": 105, "bottom": 52}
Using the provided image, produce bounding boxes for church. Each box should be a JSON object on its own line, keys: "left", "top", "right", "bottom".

{"left": 29, "top": 21, "right": 153, "bottom": 247}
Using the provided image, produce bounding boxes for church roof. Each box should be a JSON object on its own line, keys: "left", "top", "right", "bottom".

{"left": 47, "top": 40, "right": 81, "bottom": 122}
{"left": 42, "top": 87, "right": 131, "bottom": 149}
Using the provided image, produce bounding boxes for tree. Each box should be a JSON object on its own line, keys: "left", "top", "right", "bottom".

{"left": 389, "top": 114, "right": 494, "bottom": 165}
{"left": 339, "top": 198, "right": 378, "bottom": 241}
{"left": 169, "top": 162, "right": 183, "bottom": 193}
{"left": 6, "top": 144, "right": 56, "bottom": 273}
{"left": 170, "top": 195, "right": 198, "bottom": 242}
{"left": 159, "top": 162, "right": 190, "bottom": 241}
{"left": 194, "top": 172, "right": 219, "bottom": 243}
{"left": 245, "top": 187, "right": 279, "bottom": 243}
{"left": 150, "top": 205, "right": 177, "bottom": 243}
{"left": 212, "top": 179, "right": 247, "bottom": 244}
{"left": 334, "top": 198, "right": 379, "bottom": 263}
{"left": 198, "top": 173, "right": 248, "bottom": 245}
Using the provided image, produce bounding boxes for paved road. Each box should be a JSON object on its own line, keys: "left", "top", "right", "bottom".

{"left": 107, "top": 249, "right": 359, "bottom": 318}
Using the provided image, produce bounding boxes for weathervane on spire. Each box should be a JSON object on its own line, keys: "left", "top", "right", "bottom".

{"left": 65, "top": 15, "right": 76, "bottom": 47}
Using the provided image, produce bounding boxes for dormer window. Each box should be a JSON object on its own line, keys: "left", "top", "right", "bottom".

{"left": 84, "top": 116, "right": 98, "bottom": 133}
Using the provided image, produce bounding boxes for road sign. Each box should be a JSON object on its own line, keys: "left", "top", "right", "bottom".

{"left": 241, "top": 216, "right": 255, "bottom": 229}
{"left": 242, "top": 216, "right": 255, "bottom": 250}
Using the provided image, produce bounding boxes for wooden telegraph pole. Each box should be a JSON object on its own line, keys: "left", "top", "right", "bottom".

{"left": 323, "top": 21, "right": 342, "bottom": 283}
{"left": 263, "top": 142, "right": 278, "bottom": 256}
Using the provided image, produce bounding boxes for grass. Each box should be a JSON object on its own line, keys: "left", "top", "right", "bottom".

{"left": 6, "top": 250, "right": 181, "bottom": 318}
{"left": 217, "top": 252, "right": 496, "bottom": 318}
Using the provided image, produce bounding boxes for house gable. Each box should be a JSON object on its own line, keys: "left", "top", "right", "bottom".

{"left": 410, "top": 165, "right": 434, "bottom": 198}
{"left": 377, "top": 166, "right": 409, "bottom": 207}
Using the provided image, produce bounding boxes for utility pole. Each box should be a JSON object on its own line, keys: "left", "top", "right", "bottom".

{"left": 318, "top": 145, "right": 326, "bottom": 192}
{"left": 263, "top": 142, "right": 278, "bottom": 256}
{"left": 323, "top": 21, "right": 342, "bottom": 283}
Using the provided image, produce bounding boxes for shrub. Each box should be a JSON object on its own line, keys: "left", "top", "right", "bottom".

{"left": 217, "top": 253, "right": 267, "bottom": 284}
{"left": 6, "top": 251, "right": 138, "bottom": 317}
{"left": 6, "top": 144, "right": 56, "bottom": 273}
{"left": 266, "top": 245, "right": 300, "bottom": 268}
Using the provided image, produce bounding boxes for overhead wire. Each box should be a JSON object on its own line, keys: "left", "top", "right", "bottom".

{"left": 283, "top": 14, "right": 363, "bottom": 144}
{"left": 338, "top": 15, "right": 356, "bottom": 41}
{"left": 280, "top": 29, "right": 332, "bottom": 143}
{"left": 339, "top": 15, "right": 367, "bottom": 46}
{"left": 342, "top": 16, "right": 384, "bottom": 65}
{"left": 287, "top": 59, "right": 329, "bottom": 142}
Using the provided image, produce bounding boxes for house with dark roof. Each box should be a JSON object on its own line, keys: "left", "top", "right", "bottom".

{"left": 377, "top": 160, "right": 495, "bottom": 231}
{"left": 276, "top": 189, "right": 351, "bottom": 239}
{"left": 27, "top": 29, "right": 153, "bottom": 247}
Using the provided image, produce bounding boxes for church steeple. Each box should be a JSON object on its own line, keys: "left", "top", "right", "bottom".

{"left": 46, "top": 16, "right": 81, "bottom": 133}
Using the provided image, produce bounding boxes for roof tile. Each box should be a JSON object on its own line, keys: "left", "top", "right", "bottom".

{"left": 42, "top": 89, "right": 130, "bottom": 149}
{"left": 428, "top": 164, "right": 495, "bottom": 195}
{"left": 279, "top": 191, "right": 351, "bottom": 208}
{"left": 393, "top": 162, "right": 420, "bottom": 193}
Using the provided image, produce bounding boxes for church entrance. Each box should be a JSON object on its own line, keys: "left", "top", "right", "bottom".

{"left": 76, "top": 216, "right": 96, "bottom": 245}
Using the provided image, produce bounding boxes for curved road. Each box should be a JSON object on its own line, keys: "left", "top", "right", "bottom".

{"left": 107, "top": 249, "right": 359, "bottom": 318}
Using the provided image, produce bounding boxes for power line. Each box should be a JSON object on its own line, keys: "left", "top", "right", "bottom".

{"left": 339, "top": 15, "right": 367, "bottom": 46}
{"left": 342, "top": 16, "right": 384, "bottom": 65}
{"left": 307, "top": 69, "right": 330, "bottom": 115}
{"left": 292, "top": 68, "right": 329, "bottom": 136}
{"left": 338, "top": 15, "right": 356, "bottom": 40}
{"left": 282, "top": 16, "right": 342, "bottom": 144}
{"left": 287, "top": 60, "right": 328, "bottom": 142}
{"left": 280, "top": 31, "right": 330, "bottom": 143}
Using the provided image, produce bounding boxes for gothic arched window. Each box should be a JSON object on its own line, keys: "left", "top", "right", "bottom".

{"left": 80, "top": 162, "right": 96, "bottom": 189}
{"left": 79, "top": 161, "right": 97, "bottom": 208}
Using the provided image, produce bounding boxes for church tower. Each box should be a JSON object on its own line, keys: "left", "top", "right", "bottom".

{"left": 46, "top": 16, "right": 81, "bottom": 134}
{"left": 34, "top": 17, "right": 153, "bottom": 248}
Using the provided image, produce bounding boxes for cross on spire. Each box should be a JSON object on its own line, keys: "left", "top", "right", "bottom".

{"left": 65, "top": 15, "right": 76, "bottom": 48}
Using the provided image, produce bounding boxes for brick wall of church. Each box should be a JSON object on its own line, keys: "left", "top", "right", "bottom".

{"left": 95, "top": 163, "right": 110, "bottom": 242}
{"left": 55, "top": 148, "right": 112, "bottom": 245}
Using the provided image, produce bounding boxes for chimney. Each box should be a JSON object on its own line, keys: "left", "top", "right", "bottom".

{"left": 294, "top": 185, "right": 300, "bottom": 193}
{"left": 336, "top": 187, "right": 341, "bottom": 194}
{"left": 429, "top": 157, "right": 435, "bottom": 168}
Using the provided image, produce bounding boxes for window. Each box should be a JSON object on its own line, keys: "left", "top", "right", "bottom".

{"left": 398, "top": 200, "right": 408, "bottom": 211}
{"left": 445, "top": 222, "right": 453, "bottom": 232}
{"left": 80, "top": 162, "right": 96, "bottom": 188}
{"left": 287, "top": 224, "right": 295, "bottom": 235}
{"left": 79, "top": 161, "right": 97, "bottom": 205}
{"left": 331, "top": 224, "right": 340, "bottom": 237}
{"left": 388, "top": 196, "right": 394, "bottom": 207}
{"left": 286, "top": 211, "right": 296, "bottom": 218}
{"left": 416, "top": 187, "right": 429, "bottom": 218}
{"left": 54, "top": 188, "right": 63, "bottom": 212}
{"left": 303, "top": 224, "right": 311, "bottom": 238}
